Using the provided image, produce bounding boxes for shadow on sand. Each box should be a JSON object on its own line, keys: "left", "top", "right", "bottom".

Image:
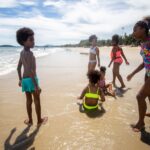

{"left": 140, "top": 127, "right": 150, "bottom": 145}
{"left": 115, "top": 87, "right": 131, "bottom": 97}
{"left": 4, "top": 125, "right": 41, "bottom": 150}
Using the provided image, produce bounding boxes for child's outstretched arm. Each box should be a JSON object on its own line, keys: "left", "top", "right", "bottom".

{"left": 108, "top": 59, "right": 113, "bottom": 68}
{"left": 78, "top": 86, "right": 87, "bottom": 100}
{"left": 121, "top": 48, "right": 129, "bottom": 65}
{"left": 127, "top": 62, "right": 144, "bottom": 81}
{"left": 17, "top": 58, "right": 22, "bottom": 87}
{"left": 108, "top": 49, "right": 115, "bottom": 67}
{"left": 96, "top": 47, "right": 100, "bottom": 67}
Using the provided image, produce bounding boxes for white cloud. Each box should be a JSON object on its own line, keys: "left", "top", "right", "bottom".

{"left": 43, "top": 0, "right": 66, "bottom": 8}
{"left": 0, "top": 0, "right": 17, "bottom": 8}
{"left": 0, "top": 0, "right": 36, "bottom": 8}
{"left": 0, "top": 0, "right": 150, "bottom": 45}
{"left": 19, "top": 0, "right": 36, "bottom": 6}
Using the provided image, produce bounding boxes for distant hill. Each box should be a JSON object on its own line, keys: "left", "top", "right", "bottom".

{"left": 0, "top": 45, "right": 16, "bottom": 47}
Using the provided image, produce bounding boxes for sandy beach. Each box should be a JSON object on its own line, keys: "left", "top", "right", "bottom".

{"left": 0, "top": 46, "right": 150, "bottom": 150}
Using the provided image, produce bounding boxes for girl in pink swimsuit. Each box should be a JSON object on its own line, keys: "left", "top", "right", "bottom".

{"left": 108, "top": 34, "right": 129, "bottom": 88}
{"left": 99, "top": 66, "right": 116, "bottom": 98}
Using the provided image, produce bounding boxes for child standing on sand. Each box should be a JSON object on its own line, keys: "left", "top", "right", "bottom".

{"left": 78, "top": 70, "right": 105, "bottom": 111}
{"left": 99, "top": 66, "right": 116, "bottom": 98}
{"left": 88, "top": 35, "right": 100, "bottom": 72}
{"left": 17, "top": 27, "right": 48, "bottom": 126}
{"left": 127, "top": 17, "right": 150, "bottom": 132}
{"left": 108, "top": 34, "right": 129, "bottom": 88}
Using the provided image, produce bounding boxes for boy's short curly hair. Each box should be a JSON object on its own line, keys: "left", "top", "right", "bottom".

{"left": 112, "top": 34, "right": 119, "bottom": 44}
{"left": 89, "top": 35, "right": 97, "bottom": 42}
{"left": 16, "top": 27, "right": 34, "bottom": 46}
{"left": 87, "top": 70, "right": 100, "bottom": 84}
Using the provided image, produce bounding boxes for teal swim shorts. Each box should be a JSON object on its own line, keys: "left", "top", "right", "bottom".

{"left": 22, "top": 77, "right": 39, "bottom": 92}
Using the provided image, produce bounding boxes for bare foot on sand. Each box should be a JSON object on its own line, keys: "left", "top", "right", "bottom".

{"left": 37, "top": 117, "right": 48, "bottom": 126}
{"left": 145, "top": 113, "right": 150, "bottom": 117}
{"left": 130, "top": 122, "right": 145, "bottom": 132}
{"left": 120, "top": 85, "right": 126, "bottom": 89}
{"left": 24, "top": 119, "right": 33, "bottom": 126}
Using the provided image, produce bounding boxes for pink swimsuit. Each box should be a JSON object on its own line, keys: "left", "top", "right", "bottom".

{"left": 111, "top": 47, "right": 123, "bottom": 64}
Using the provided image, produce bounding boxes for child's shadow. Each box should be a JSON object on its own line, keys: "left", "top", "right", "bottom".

{"left": 78, "top": 103, "right": 106, "bottom": 118}
{"left": 4, "top": 125, "right": 41, "bottom": 150}
{"left": 140, "top": 127, "right": 150, "bottom": 145}
{"left": 115, "top": 87, "right": 131, "bottom": 97}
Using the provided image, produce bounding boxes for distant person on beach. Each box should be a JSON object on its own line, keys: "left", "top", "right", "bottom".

{"left": 16, "top": 27, "right": 48, "bottom": 126}
{"left": 108, "top": 34, "right": 129, "bottom": 88}
{"left": 99, "top": 66, "right": 116, "bottom": 98}
{"left": 77, "top": 70, "right": 105, "bottom": 111}
{"left": 127, "top": 17, "right": 150, "bottom": 132}
{"left": 88, "top": 35, "right": 100, "bottom": 72}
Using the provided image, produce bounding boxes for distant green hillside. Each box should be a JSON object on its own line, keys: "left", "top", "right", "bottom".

{"left": 62, "top": 33, "right": 140, "bottom": 47}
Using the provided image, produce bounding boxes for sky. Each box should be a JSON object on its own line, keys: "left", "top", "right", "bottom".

{"left": 0, "top": 0, "right": 150, "bottom": 46}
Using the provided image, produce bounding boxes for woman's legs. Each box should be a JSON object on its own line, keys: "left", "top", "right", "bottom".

{"left": 112, "top": 63, "right": 117, "bottom": 87}
{"left": 88, "top": 62, "right": 96, "bottom": 72}
{"left": 132, "top": 77, "right": 150, "bottom": 131}
{"left": 145, "top": 74, "right": 150, "bottom": 117}
{"left": 25, "top": 92, "right": 33, "bottom": 125}
{"left": 114, "top": 63, "right": 125, "bottom": 88}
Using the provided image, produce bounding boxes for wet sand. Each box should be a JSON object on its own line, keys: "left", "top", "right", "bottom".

{"left": 0, "top": 46, "right": 150, "bottom": 150}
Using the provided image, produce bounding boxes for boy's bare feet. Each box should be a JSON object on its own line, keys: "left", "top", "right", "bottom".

{"left": 130, "top": 122, "right": 145, "bottom": 132}
{"left": 24, "top": 119, "right": 33, "bottom": 126}
{"left": 37, "top": 117, "right": 48, "bottom": 126}
{"left": 120, "top": 85, "right": 126, "bottom": 89}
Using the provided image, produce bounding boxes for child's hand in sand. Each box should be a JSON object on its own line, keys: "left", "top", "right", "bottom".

{"left": 18, "top": 80, "right": 22, "bottom": 87}
{"left": 127, "top": 74, "right": 133, "bottom": 81}
{"left": 126, "top": 60, "right": 129, "bottom": 65}
{"left": 77, "top": 96, "right": 81, "bottom": 100}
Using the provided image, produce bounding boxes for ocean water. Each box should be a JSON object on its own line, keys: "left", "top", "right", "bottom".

{"left": 0, "top": 47, "right": 65, "bottom": 76}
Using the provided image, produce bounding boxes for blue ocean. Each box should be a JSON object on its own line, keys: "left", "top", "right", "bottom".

{"left": 0, "top": 47, "right": 65, "bottom": 76}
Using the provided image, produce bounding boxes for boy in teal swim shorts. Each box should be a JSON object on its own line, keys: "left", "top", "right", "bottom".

{"left": 17, "top": 27, "right": 48, "bottom": 126}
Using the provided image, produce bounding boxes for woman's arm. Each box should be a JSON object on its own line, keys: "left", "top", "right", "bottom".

{"left": 108, "top": 49, "right": 115, "bottom": 67}
{"left": 108, "top": 59, "right": 113, "bottom": 67}
{"left": 127, "top": 62, "right": 144, "bottom": 81}
{"left": 121, "top": 48, "right": 129, "bottom": 65}
{"left": 96, "top": 47, "right": 100, "bottom": 67}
